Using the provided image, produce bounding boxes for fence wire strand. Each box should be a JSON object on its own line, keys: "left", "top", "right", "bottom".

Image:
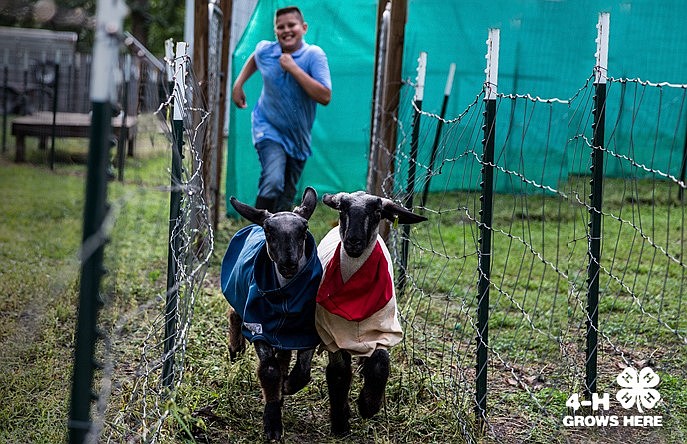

{"left": 389, "top": 71, "right": 687, "bottom": 442}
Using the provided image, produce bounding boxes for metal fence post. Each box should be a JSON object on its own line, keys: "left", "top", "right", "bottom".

{"left": 586, "top": 12, "right": 609, "bottom": 399}
{"left": 400, "top": 51, "right": 426, "bottom": 292}
{"left": 49, "top": 53, "right": 60, "bottom": 170}
{"left": 2, "top": 49, "right": 8, "bottom": 153}
{"left": 679, "top": 107, "right": 687, "bottom": 201}
{"left": 68, "top": 1, "right": 128, "bottom": 442}
{"left": 117, "top": 53, "right": 131, "bottom": 182}
{"left": 476, "top": 28, "right": 499, "bottom": 431}
{"left": 420, "top": 62, "right": 455, "bottom": 211}
{"left": 162, "top": 41, "right": 187, "bottom": 390}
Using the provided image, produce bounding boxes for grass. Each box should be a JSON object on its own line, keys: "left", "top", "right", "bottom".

{"left": 1, "top": 142, "right": 686, "bottom": 443}
{"left": 0, "top": 159, "right": 83, "bottom": 443}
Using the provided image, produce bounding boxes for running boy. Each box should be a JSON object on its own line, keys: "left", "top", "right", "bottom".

{"left": 232, "top": 6, "right": 332, "bottom": 212}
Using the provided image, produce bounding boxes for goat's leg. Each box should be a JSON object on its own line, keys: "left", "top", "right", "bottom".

{"left": 283, "top": 348, "right": 314, "bottom": 395}
{"left": 255, "top": 341, "right": 285, "bottom": 441}
{"left": 227, "top": 307, "right": 245, "bottom": 361}
{"left": 357, "top": 348, "right": 390, "bottom": 419}
{"left": 326, "top": 350, "right": 352, "bottom": 436}
{"left": 275, "top": 349, "right": 293, "bottom": 376}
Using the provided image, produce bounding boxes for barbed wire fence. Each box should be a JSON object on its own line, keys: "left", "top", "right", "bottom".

{"left": 65, "top": 2, "right": 215, "bottom": 443}
{"left": 376, "top": 12, "right": 687, "bottom": 442}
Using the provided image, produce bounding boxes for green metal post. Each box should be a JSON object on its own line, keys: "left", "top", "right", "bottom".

{"left": 476, "top": 97, "right": 495, "bottom": 427}
{"left": 476, "top": 28, "right": 499, "bottom": 431}
{"left": 400, "top": 52, "right": 426, "bottom": 293}
{"left": 420, "top": 63, "right": 455, "bottom": 211}
{"left": 586, "top": 81, "right": 605, "bottom": 398}
{"left": 2, "top": 63, "right": 7, "bottom": 153}
{"left": 68, "top": 1, "right": 128, "bottom": 442}
{"left": 678, "top": 110, "right": 687, "bottom": 201}
{"left": 162, "top": 116, "right": 183, "bottom": 389}
{"left": 585, "top": 12, "right": 609, "bottom": 399}
{"left": 117, "top": 54, "right": 131, "bottom": 182}
{"left": 162, "top": 41, "right": 187, "bottom": 390}
{"left": 49, "top": 61, "right": 60, "bottom": 170}
{"left": 68, "top": 101, "right": 111, "bottom": 443}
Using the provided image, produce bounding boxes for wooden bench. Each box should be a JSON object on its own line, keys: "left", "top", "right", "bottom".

{"left": 11, "top": 111, "right": 138, "bottom": 162}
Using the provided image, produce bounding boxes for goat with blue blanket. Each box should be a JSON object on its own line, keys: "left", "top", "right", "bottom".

{"left": 220, "top": 187, "right": 321, "bottom": 441}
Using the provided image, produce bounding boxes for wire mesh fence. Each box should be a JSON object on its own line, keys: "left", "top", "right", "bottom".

{"left": 88, "top": 12, "right": 687, "bottom": 443}
{"left": 3, "top": 6, "right": 687, "bottom": 443}
{"left": 17, "top": 17, "right": 219, "bottom": 441}
{"left": 386, "top": 59, "right": 687, "bottom": 442}
{"left": 86, "top": 44, "right": 214, "bottom": 443}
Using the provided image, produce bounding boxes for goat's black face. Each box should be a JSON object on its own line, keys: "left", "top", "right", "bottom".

{"left": 337, "top": 194, "right": 382, "bottom": 258}
{"left": 264, "top": 213, "right": 309, "bottom": 279}
{"left": 323, "top": 191, "right": 428, "bottom": 259}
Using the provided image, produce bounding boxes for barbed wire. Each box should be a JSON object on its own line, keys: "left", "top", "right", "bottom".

{"left": 75, "top": 46, "right": 215, "bottom": 443}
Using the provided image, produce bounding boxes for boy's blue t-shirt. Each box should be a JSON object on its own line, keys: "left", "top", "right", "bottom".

{"left": 251, "top": 40, "right": 331, "bottom": 161}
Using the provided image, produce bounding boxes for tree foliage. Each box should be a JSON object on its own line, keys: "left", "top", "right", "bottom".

{"left": 145, "top": 0, "right": 185, "bottom": 55}
{"left": 0, "top": 0, "right": 184, "bottom": 56}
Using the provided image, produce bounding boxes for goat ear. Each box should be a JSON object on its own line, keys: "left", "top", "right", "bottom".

{"left": 293, "top": 186, "right": 318, "bottom": 220}
{"left": 230, "top": 196, "right": 271, "bottom": 226}
{"left": 322, "top": 192, "right": 344, "bottom": 210}
{"left": 381, "top": 198, "right": 428, "bottom": 225}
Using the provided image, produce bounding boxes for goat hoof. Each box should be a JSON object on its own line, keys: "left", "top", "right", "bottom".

{"left": 229, "top": 348, "right": 245, "bottom": 362}
{"left": 357, "top": 388, "right": 384, "bottom": 419}
{"left": 331, "top": 420, "right": 350, "bottom": 437}
{"left": 229, "top": 342, "right": 246, "bottom": 362}
{"left": 331, "top": 402, "right": 351, "bottom": 436}
{"left": 263, "top": 401, "right": 283, "bottom": 442}
{"left": 265, "top": 431, "right": 282, "bottom": 443}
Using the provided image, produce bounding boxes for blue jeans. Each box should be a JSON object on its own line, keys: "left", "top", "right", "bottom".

{"left": 256, "top": 139, "right": 306, "bottom": 211}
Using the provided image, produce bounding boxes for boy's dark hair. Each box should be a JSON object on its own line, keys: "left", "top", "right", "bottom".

{"left": 276, "top": 6, "right": 304, "bottom": 22}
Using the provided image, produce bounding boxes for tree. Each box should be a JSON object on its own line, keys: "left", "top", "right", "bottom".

{"left": 0, "top": 0, "right": 184, "bottom": 55}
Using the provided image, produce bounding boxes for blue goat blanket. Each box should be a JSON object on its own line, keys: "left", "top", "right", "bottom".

{"left": 220, "top": 224, "right": 322, "bottom": 350}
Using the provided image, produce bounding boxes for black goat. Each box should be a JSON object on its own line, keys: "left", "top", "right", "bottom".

{"left": 220, "top": 187, "right": 321, "bottom": 441}
{"left": 315, "top": 191, "right": 427, "bottom": 436}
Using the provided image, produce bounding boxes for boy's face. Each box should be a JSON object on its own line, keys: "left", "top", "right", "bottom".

{"left": 274, "top": 12, "right": 307, "bottom": 54}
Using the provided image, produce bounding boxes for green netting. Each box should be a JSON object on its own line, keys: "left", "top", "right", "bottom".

{"left": 226, "top": 0, "right": 378, "bottom": 217}
{"left": 227, "top": 0, "right": 687, "bottom": 216}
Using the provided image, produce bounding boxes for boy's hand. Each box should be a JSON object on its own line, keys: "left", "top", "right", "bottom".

{"left": 279, "top": 54, "right": 298, "bottom": 73}
{"left": 232, "top": 86, "right": 247, "bottom": 108}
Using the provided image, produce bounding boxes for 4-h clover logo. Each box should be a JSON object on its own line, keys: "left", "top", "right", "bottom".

{"left": 616, "top": 367, "right": 661, "bottom": 413}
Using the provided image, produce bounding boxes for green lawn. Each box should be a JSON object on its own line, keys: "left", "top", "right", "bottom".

{"left": 1, "top": 148, "right": 685, "bottom": 443}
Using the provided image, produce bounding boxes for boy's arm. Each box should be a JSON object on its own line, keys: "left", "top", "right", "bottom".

{"left": 232, "top": 54, "right": 258, "bottom": 108}
{"left": 280, "top": 54, "right": 331, "bottom": 106}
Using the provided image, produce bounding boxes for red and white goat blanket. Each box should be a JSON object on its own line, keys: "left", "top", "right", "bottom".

{"left": 315, "top": 227, "right": 403, "bottom": 357}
